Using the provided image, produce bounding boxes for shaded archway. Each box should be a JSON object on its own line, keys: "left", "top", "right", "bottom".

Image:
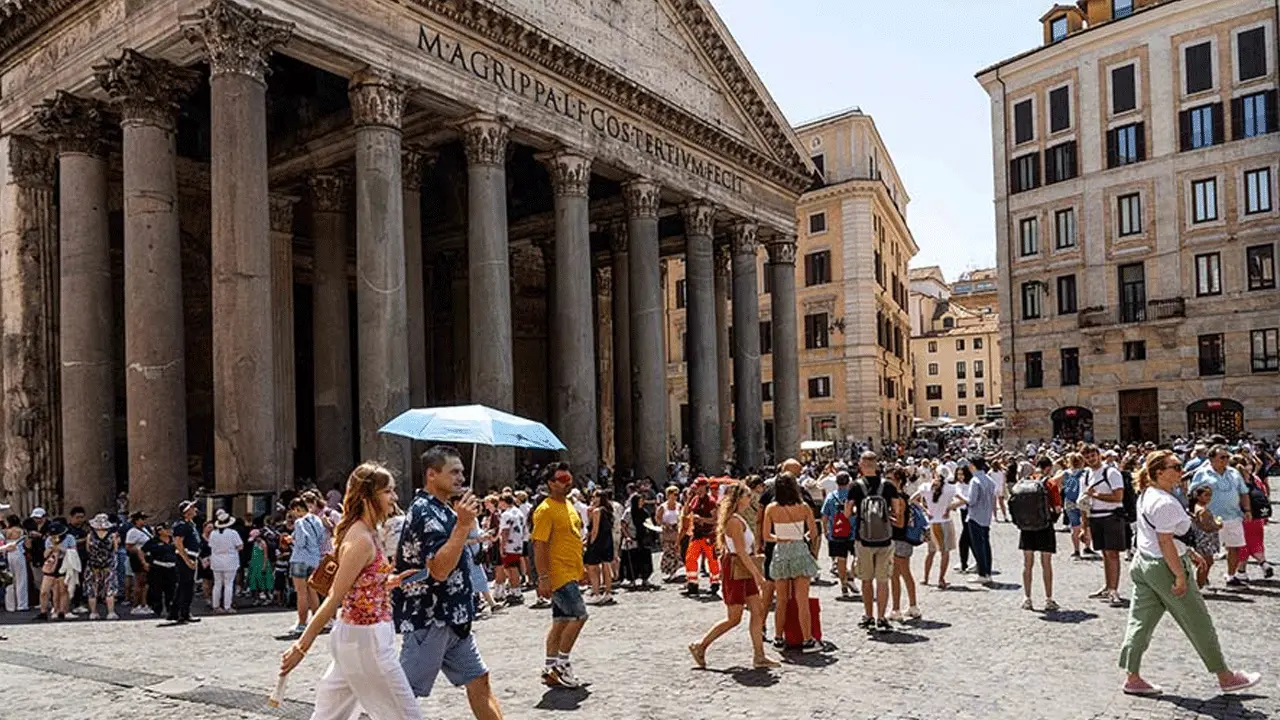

{"left": 1186, "top": 399, "right": 1244, "bottom": 439}
{"left": 1051, "top": 406, "right": 1093, "bottom": 442}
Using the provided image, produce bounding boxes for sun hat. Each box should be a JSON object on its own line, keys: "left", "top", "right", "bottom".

{"left": 89, "top": 513, "right": 113, "bottom": 530}
{"left": 214, "top": 509, "right": 235, "bottom": 529}
{"left": 178, "top": 500, "right": 198, "bottom": 515}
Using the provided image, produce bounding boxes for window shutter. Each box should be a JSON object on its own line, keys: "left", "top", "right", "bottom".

{"left": 1212, "top": 102, "right": 1225, "bottom": 145}
{"left": 1134, "top": 122, "right": 1146, "bottom": 161}
{"left": 1067, "top": 141, "right": 1077, "bottom": 179}
{"left": 1031, "top": 154, "right": 1041, "bottom": 189}
{"left": 1106, "top": 128, "right": 1118, "bottom": 168}
{"left": 1178, "top": 110, "right": 1192, "bottom": 152}
{"left": 1009, "top": 158, "right": 1019, "bottom": 193}
{"left": 1231, "top": 96, "right": 1245, "bottom": 140}
{"left": 1266, "top": 90, "right": 1278, "bottom": 135}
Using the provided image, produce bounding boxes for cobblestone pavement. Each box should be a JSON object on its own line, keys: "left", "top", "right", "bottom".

{"left": 2, "top": 521, "right": 1277, "bottom": 720}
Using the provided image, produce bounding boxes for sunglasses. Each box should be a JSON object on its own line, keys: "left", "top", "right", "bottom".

{"left": 1161, "top": 463, "right": 1184, "bottom": 472}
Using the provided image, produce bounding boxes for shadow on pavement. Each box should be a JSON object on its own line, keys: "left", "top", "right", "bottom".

{"left": 1226, "top": 586, "right": 1280, "bottom": 599}
{"left": 1151, "top": 692, "right": 1270, "bottom": 720}
{"left": 781, "top": 649, "right": 840, "bottom": 667}
{"left": 536, "top": 686, "right": 591, "bottom": 710}
{"left": 1036, "top": 609, "right": 1098, "bottom": 624}
{"left": 1202, "top": 591, "right": 1254, "bottom": 603}
{"left": 984, "top": 581, "right": 1022, "bottom": 591}
{"left": 867, "top": 630, "right": 928, "bottom": 645}
{"left": 906, "top": 619, "right": 952, "bottom": 631}
{"left": 702, "top": 666, "right": 781, "bottom": 688}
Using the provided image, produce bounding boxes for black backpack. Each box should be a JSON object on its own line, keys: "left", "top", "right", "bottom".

{"left": 1120, "top": 470, "right": 1137, "bottom": 524}
{"left": 1008, "top": 479, "right": 1052, "bottom": 531}
{"left": 1248, "top": 479, "right": 1272, "bottom": 519}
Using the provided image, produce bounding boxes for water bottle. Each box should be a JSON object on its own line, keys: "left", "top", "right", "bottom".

{"left": 267, "top": 673, "right": 289, "bottom": 708}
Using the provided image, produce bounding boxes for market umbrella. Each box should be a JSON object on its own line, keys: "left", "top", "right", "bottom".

{"left": 378, "top": 405, "right": 567, "bottom": 484}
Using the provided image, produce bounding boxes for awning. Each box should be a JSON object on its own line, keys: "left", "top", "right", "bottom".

{"left": 800, "top": 440, "right": 834, "bottom": 450}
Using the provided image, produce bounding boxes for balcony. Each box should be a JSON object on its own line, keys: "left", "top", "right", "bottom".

{"left": 1077, "top": 297, "right": 1186, "bottom": 330}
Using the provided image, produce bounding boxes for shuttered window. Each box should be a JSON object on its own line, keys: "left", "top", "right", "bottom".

{"left": 1014, "top": 100, "right": 1034, "bottom": 144}
{"left": 1112, "top": 65, "right": 1136, "bottom": 114}
{"left": 1049, "top": 87, "right": 1070, "bottom": 132}
{"left": 1185, "top": 42, "right": 1213, "bottom": 94}
{"left": 1238, "top": 27, "right": 1267, "bottom": 81}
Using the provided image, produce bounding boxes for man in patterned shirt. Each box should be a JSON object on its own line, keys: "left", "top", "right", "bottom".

{"left": 393, "top": 445, "right": 503, "bottom": 719}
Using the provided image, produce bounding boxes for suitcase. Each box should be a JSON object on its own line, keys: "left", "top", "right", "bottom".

{"left": 782, "top": 595, "right": 822, "bottom": 647}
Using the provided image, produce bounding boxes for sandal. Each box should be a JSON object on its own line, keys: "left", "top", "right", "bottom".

{"left": 771, "top": 636, "right": 786, "bottom": 649}
{"left": 937, "top": 580, "right": 950, "bottom": 590}
{"left": 688, "top": 642, "right": 706, "bottom": 669}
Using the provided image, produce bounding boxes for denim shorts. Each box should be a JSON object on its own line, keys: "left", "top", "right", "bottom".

{"left": 289, "top": 561, "right": 317, "bottom": 579}
{"left": 1064, "top": 507, "right": 1082, "bottom": 528}
{"left": 551, "top": 582, "right": 589, "bottom": 623}
{"left": 400, "top": 624, "right": 489, "bottom": 697}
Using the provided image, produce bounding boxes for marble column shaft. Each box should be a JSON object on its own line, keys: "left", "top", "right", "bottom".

{"left": 269, "top": 195, "right": 297, "bottom": 493}
{"left": 446, "top": 251, "right": 470, "bottom": 404}
{"left": 543, "top": 151, "right": 598, "bottom": 480}
{"left": 308, "top": 172, "right": 354, "bottom": 492}
{"left": 609, "top": 223, "right": 633, "bottom": 474}
{"left": 767, "top": 236, "right": 800, "bottom": 463}
{"left": 681, "top": 202, "right": 720, "bottom": 475}
{"left": 36, "top": 93, "right": 114, "bottom": 513}
{"left": 403, "top": 147, "right": 432, "bottom": 482}
{"left": 713, "top": 244, "right": 732, "bottom": 466}
{"left": 350, "top": 68, "right": 411, "bottom": 487}
{"left": 731, "top": 223, "right": 763, "bottom": 472}
{"left": 624, "top": 179, "right": 665, "bottom": 484}
{"left": 184, "top": 3, "right": 292, "bottom": 496}
{"left": 462, "top": 115, "right": 514, "bottom": 489}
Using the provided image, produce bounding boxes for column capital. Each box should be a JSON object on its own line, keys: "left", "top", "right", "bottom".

{"left": 459, "top": 114, "right": 510, "bottom": 167}
{"left": 622, "top": 178, "right": 660, "bottom": 219}
{"left": 181, "top": 0, "right": 293, "bottom": 83}
{"left": 680, "top": 201, "right": 716, "bottom": 238}
{"left": 94, "top": 50, "right": 200, "bottom": 129}
{"left": 402, "top": 145, "right": 438, "bottom": 192}
{"left": 608, "top": 219, "right": 628, "bottom": 254}
{"left": 268, "top": 193, "right": 298, "bottom": 234}
{"left": 349, "top": 67, "right": 407, "bottom": 129}
{"left": 730, "top": 222, "right": 759, "bottom": 257}
{"left": 308, "top": 171, "right": 350, "bottom": 213}
{"left": 34, "top": 92, "right": 113, "bottom": 157}
{"left": 766, "top": 234, "right": 798, "bottom": 265}
{"left": 537, "top": 150, "right": 592, "bottom": 198}
{"left": 5, "top": 135, "right": 54, "bottom": 189}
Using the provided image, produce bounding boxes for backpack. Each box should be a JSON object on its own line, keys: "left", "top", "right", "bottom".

{"left": 1120, "top": 470, "right": 1137, "bottom": 524}
{"left": 904, "top": 504, "right": 929, "bottom": 546}
{"left": 1008, "top": 479, "right": 1052, "bottom": 532}
{"left": 1248, "top": 479, "right": 1272, "bottom": 519}
{"left": 830, "top": 509, "right": 852, "bottom": 539}
{"left": 1061, "top": 469, "right": 1083, "bottom": 503}
{"left": 855, "top": 479, "right": 892, "bottom": 544}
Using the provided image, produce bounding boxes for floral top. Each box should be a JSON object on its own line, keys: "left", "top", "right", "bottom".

{"left": 393, "top": 490, "right": 475, "bottom": 632}
{"left": 341, "top": 546, "right": 393, "bottom": 626}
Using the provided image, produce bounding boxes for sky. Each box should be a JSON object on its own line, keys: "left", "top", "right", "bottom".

{"left": 709, "top": 0, "right": 1047, "bottom": 281}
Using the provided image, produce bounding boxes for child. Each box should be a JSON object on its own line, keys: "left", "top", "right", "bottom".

{"left": 35, "top": 521, "right": 71, "bottom": 621}
{"left": 1189, "top": 486, "right": 1221, "bottom": 590}
{"left": 245, "top": 529, "right": 274, "bottom": 606}
{"left": 273, "top": 529, "right": 294, "bottom": 608}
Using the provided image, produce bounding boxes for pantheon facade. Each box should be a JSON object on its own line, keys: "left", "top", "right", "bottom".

{"left": 0, "top": 0, "right": 814, "bottom": 518}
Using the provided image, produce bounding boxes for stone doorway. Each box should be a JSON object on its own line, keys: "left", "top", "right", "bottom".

{"left": 1118, "top": 389, "right": 1159, "bottom": 444}
{"left": 1186, "top": 399, "right": 1244, "bottom": 439}
{"left": 1051, "top": 406, "right": 1093, "bottom": 442}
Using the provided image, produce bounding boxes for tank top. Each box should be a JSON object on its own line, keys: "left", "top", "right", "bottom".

{"left": 340, "top": 546, "right": 393, "bottom": 626}
{"left": 773, "top": 520, "right": 806, "bottom": 542}
{"left": 723, "top": 514, "right": 754, "bottom": 555}
{"left": 660, "top": 504, "right": 680, "bottom": 525}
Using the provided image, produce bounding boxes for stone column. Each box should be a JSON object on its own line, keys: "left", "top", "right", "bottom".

{"left": 730, "top": 222, "right": 763, "bottom": 472}
{"left": 403, "top": 146, "right": 434, "bottom": 413}
{"left": 609, "top": 222, "right": 633, "bottom": 474}
{"left": 444, "top": 250, "right": 470, "bottom": 404}
{"left": 183, "top": 1, "right": 292, "bottom": 495}
{"left": 35, "top": 93, "right": 113, "bottom": 513}
{"left": 96, "top": 51, "right": 199, "bottom": 517}
{"left": 0, "top": 136, "right": 59, "bottom": 512}
{"left": 269, "top": 194, "right": 297, "bottom": 493}
{"left": 349, "top": 68, "right": 411, "bottom": 487}
{"left": 308, "top": 172, "right": 353, "bottom": 492}
{"left": 623, "top": 179, "right": 665, "bottom": 484}
{"left": 713, "top": 243, "right": 733, "bottom": 466}
{"left": 681, "top": 202, "right": 720, "bottom": 475}
{"left": 593, "top": 265, "right": 615, "bottom": 469}
{"left": 767, "top": 234, "right": 800, "bottom": 463}
{"left": 541, "top": 150, "right": 598, "bottom": 480}
{"left": 461, "top": 115, "right": 514, "bottom": 488}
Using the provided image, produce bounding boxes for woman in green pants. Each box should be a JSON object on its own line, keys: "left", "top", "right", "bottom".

{"left": 1119, "top": 450, "right": 1261, "bottom": 696}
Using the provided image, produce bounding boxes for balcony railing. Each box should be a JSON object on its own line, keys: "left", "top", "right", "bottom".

{"left": 1077, "top": 297, "right": 1186, "bottom": 329}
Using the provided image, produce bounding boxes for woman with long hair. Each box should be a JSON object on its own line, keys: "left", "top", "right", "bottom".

{"left": 620, "top": 491, "right": 655, "bottom": 589}
{"left": 583, "top": 489, "right": 616, "bottom": 605}
{"left": 656, "top": 487, "right": 683, "bottom": 582}
{"left": 280, "top": 462, "right": 422, "bottom": 720}
{"left": 1057, "top": 452, "right": 1092, "bottom": 558}
{"left": 1232, "top": 454, "right": 1273, "bottom": 579}
{"left": 916, "top": 464, "right": 959, "bottom": 590}
{"left": 763, "top": 472, "right": 821, "bottom": 653}
{"left": 886, "top": 467, "right": 920, "bottom": 621}
{"left": 953, "top": 465, "right": 974, "bottom": 574}
{"left": 688, "top": 481, "right": 780, "bottom": 669}
{"left": 1118, "top": 451, "right": 1260, "bottom": 697}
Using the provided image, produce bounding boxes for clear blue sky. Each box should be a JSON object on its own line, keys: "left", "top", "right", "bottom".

{"left": 710, "top": 0, "right": 1045, "bottom": 281}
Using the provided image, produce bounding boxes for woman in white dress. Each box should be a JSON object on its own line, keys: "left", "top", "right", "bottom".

{"left": 3, "top": 514, "right": 28, "bottom": 612}
{"left": 207, "top": 510, "right": 244, "bottom": 613}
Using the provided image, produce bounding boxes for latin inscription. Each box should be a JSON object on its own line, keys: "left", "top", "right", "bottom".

{"left": 418, "top": 25, "right": 746, "bottom": 195}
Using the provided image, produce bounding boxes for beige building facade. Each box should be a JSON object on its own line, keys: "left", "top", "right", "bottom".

{"left": 909, "top": 266, "right": 1004, "bottom": 423}
{"left": 664, "top": 109, "right": 917, "bottom": 457}
{"left": 978, "top": 0, "right": 1280, "bottom": 445}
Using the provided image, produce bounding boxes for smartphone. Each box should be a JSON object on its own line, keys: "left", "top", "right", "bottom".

{"left": 401, "top": 568, "right": 433, "bottom": 586}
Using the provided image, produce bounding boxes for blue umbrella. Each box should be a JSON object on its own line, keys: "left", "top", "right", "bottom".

{"left": 379, "top": 405, "right": 566, "bottom": 450}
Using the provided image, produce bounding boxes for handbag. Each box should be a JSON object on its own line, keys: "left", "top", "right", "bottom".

{"left": 729, "top": 553, "right": 753, "bottom": 581}
{"left": 307, "top": 552, "right": 340, "bottom": 595}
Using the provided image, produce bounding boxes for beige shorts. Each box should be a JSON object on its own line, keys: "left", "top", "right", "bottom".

{"left": 854, "top": 544, "right": 894, "bottom": 582}
{"left": 927, "top": 521, "right": 957, "bottom": 552}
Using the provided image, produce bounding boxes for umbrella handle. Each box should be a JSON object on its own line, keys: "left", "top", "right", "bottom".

{"left": 470, "top": 444, "right": 478, "bottom": 492}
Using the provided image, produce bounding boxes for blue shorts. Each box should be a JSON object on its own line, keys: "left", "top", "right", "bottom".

{"left": 289, "top": 562, "right": 317, "bottom": 579}
{"left": 1065, "top": 508, "right": 1082, "bottom": 528}
{"left": 551, "top": 582, "right": 589, "bottom": 623}
{"left": 400, "top": 624, "right": 489, "bottom": 697}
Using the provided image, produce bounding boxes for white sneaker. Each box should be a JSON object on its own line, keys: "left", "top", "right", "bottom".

{"left": 1021, "top": 597, "right": 1034, "bottom": 611}
{"left": 106, "top": 612, "right": 119, "bottom": 620}
{"left": 554, "top": 663, "right": 582, "bottom": 688}
{"left": 906, "top": 606, "right": 922, "bottom": 620}
{"left": 888, "top": 610, "right": 903, "bottom": 622}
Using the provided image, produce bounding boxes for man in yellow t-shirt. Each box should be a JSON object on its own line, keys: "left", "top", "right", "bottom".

{"left": 532, "top": 464, "right": 587, "bottom": 688}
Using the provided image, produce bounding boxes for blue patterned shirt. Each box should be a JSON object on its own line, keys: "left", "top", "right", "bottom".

{"left": 393, "top": 490, "right": 475, "bottom": 631}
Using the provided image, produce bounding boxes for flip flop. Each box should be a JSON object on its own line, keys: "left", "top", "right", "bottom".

{"left": 1122, "top": 683, "right": 1163, "bottom": 697}
{"left": 1220, "top": 671, "right": 1262, "bottom": 694}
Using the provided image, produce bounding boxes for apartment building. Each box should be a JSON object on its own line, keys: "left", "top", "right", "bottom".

{"left": 977, "top": 0, "right": 1279, "bottom": 444}
{"left": 909, "top": 267, "right": 1004, "bottom": 423}
{"left": 949, "top": 268, "right": 1001, "bottom": 315}
{"left": 664, "top": 108, "right": 917, "bottom": 455}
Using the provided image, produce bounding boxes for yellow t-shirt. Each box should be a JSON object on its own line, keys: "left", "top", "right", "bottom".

{"left": 531, "top": 498, "right": 584, "bottom": 590}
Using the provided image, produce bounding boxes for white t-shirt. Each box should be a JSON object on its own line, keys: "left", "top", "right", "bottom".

{"left": 574, "top": 501, "right": 590, "bottom": 536}
{"left": 1136, "top": 488, "right": 1191, "bottom": 558}
{"left": 819, "top": 474, "right": 838, "bottom": 498}
{"left": 955, "top": 480, "right": 971, "bottom": 503}
{"left": 1086, "top": 464, "right": 1125, "bottom": 515}
{"left": 124, "top": 526, "right": 152, "bottom": 550}
{"left": 207, "top": 528, "right": 243, "bottom": 572}
{"left": 499, "top": 507, "right": 526, "bottom": 554}
{"left": 920, "top": 482, "right": 958, "bottom": 525}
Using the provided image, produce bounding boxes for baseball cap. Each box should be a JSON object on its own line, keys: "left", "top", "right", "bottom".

{"left": 30, "top": 507, "right": 46, "bottom": 518}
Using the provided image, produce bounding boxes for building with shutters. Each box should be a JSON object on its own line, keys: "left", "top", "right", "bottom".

{"left": 909, "top": 267, "right": 1004, "bottom": 425}
{"left": 977, "top": 0, "right": 1279, "bottom": 446}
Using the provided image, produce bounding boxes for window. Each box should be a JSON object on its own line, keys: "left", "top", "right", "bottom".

{"left": 942, "top": 317, "right": 954, "bottom": 329}
{"left": 1010, "top": 154, "right": 1040, "bottom": 194}
{"left": 808, "top": 212, "right": 826, "bottom": 234}
{"left": 975, "top": 382, "right": 986, "bottom": 398}
{"left": 1057, "top": 274, "right": 1078, "bottom": 315}
{"left": 1111, "top": 64, "right": 1136, "bottom": 114}
{"left": 1198, "top": 333, "right": 1225, "bottom": 376}
{"left": 804, "top": 251, "right": 831, "bottom": 286}
{"left": 929, "top": 406, "right": 940, "bottom": 419}
{"left": 1252, "top": 328, "right": 1279, "bottom": 372}
{"left": 1117, "top": 193, "right": 1142, "bottom": 236}
{"left": 761, "top": 381, "right": 773, "bottom": 402}
{"left": 927, "top": 362, "right": 939, "bottom": 376}
{"left": 1180, "top": 103, "right": 1222, "bottom": 150}
{"left": 1247, "top": 244, "right": 1276, "bottom": 290}
{"left": 1119, "top": 262, "right": 1146, "bottom": 323}
{"left": 1107, "top": 122, "right": 1145, "bottom": 167}
{"left": 1238, "top": 27, "right": 1267, "bottom": 81}
{"left": 1053, "top": 208, "right": 1076, "bottom": 249}
{"left": 1025, "top": 352, "right": 1043, "bottom": 388}
{"left": 1112, "top": 0, "right": 1133, "bottom": 18}
{"left": 1192, "top": 178, "right": 1218, "bottom": 223}
{"left": 956, "top": 339, "right": 966, "bottom": 351}
{"left": 975, "top": 404, "right": 986, "bottom": 418}
{"left": 1185, "top": 42, "right": 1213, "bottom": 94}
{"left": 810, "top": 153, "right": 826, "bottom": 179}
{"left": 1061, "top": 347, "right": 1080, "bottom": 386}
{"left": 674, "top": 279, "right": 686, "bottom": 309}
{"left": 1050, "top": 16, "right": 1068, "bottom": 42}
{"left": 974, "top": 338, "right": 984, "bottom": 350}
{"left": 1233, "top": 91, "right": 1275, "bottom": 139}
{"left": 957, "top": 405, "right": 969, "bottom": 417}
{"left": 925, "top": 384, "right": 943, "bottom": 400}
{"left": 1014, "top": 99, "right": 1034, "bottom": 143}
{"left": 759, "top": 321, "right": 772, "bottom": 355}
{"left": 1019, "top": 217, "right": 1039, "bottom": 256}
{"left": 1021, "top": 281, "right": 1042, "bottom": 320}
{"left": 1124, "top": 340, "right": 1147, "bottom": 361}
{"left": 974, "top": 360, "right": 985, "bottom": 378}
{"left": 1195, "top": 253, "right": 1222, "bottom": 296}
{"left": 957, "top": 383, "right": 967, "bottom": 399}
{"left": 807, "top": 376, "right": 832, "bottom": 399}
{"left": 927, "top": 340, "right": 937, "bottom": 353}
{"left": 1049, "top": 86, "right": 1070, "bottom": 132}
{"left": 804, "top": 312, "right": 829, "bottom": 349}
{"left": 1245, "top": 168, "right": 1273, "bottom": 214}
{"left": 1045, "top": 141, "right": 1077, "bottom": 183}
{"left": 956, "top": 361, "right": 967, "bottom": 379}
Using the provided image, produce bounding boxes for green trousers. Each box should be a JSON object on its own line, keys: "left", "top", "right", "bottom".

{"left": 1118, "top": 553, "right": 1225, "bottom": 674}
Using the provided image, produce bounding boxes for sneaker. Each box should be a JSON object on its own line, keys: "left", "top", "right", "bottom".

{"left": 72, "top": 605, "right": 88, "bottom": 615}
{"left": 707, "top": 584, "right": 720, "bottom": 597}
{"left": 888, "top": 610, "right": 903, "bottom": 622}
{"left": 953, "top": 565, "right": 970, "bottom": 574}
{"left": 1020, "top": 597, "right": 1034, "bottom": 611}
{"left": 530, "top": 598, "right": 550, "bottom": 609}
{"left": 840, "top": 584, "right": 850, "bottom": 597}
{"left": 554, "top": 663, "right": 582, "bottom": 688}
{"left": 284, "top": 623, "right": 305, "bottom": 637}
{"left": 1225, "top": 576, "right": 1243, "bottom": 587}
{"left": 857, "top": 616, "right": 875, "bottom": 631}
{"left": 106, "top": 612, "right": 119, "bottom": 620}
{"left": 771, "top": 636, "right": 785, "bottom": 649}
{"left": 541, "top": 667, "right": 564, "bottom": 687}
{"left": 131, "top": 606, "right": 153, "bottom": 616}
{"left": 1081, "top": 547, "right": 1097, "bottom": 556}
{"left": 1219, "top": 671, "right": 1262, "bottom": 694}
{"left": 601, "top": 594, "right": 617, "bottom": 605}
{"left": 875, "top": 618, "right": 892, "bottom": 633}
{"left": 682, "top": 583, "right": 700, "bottom": 596}
{"left": 1122, "top": 680, "right": 1164, "bottom": 697}
{"left": 1071, "top": 552, "right": 1081, "bottom": 561}
{"left": 89, "top": 612, "right": 101, "bottom": 620}
{"left": 800, "top": 639, "right": 822, "bottom": 653}
{"left": 1044, "top": 599, "right": 1060, "bottom": 612}
{"left": 906, "top": 606, "right": 922, "bottom": 620}
{"left": 1265, "top": 564, "right": 1275, "bottom": 579}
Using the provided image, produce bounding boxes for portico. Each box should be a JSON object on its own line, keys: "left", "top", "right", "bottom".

{"left": 0, "top": 0, "right": 812, "bottom": 513}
